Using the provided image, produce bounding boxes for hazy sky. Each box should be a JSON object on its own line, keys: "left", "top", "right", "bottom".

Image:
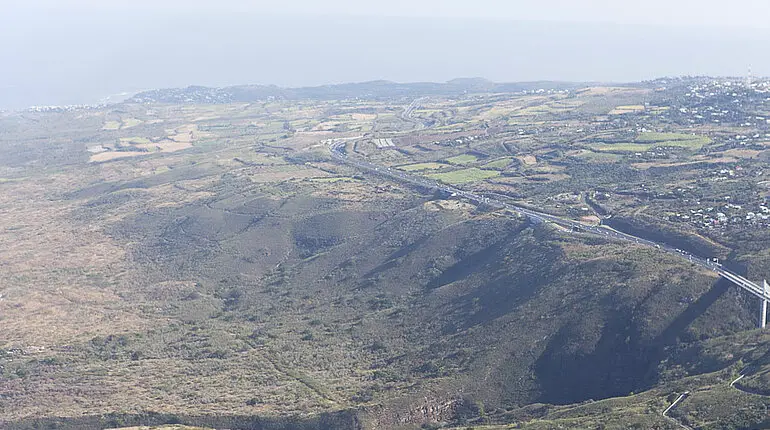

{"left": 4, "top": 0, "right": 770, "bottom": 109}
{"left": 13, "top": 0, "right": 770, "bottom": 28}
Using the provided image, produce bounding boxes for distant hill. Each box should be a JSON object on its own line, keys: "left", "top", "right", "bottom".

{"left": 128, "top": 79, "right": 592, "bottom": 104}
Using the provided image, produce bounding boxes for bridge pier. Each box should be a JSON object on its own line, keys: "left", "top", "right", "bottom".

{"left": 759, "top": 280, "right": 770, "bottom": 328}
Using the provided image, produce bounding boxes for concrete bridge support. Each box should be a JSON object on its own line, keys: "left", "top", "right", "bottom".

{"left": 762, "top": 280, "right": 769, "bottom": 329}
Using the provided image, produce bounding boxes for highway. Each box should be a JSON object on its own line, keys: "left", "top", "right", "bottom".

{"left": 399, "top": 98, "right": 427, "bottom": 130}
{"left": 662, "top": 391, "right": 693, "bottom": 430}
{"left": 328, "top": 141, "right": 770, "bottom": 303}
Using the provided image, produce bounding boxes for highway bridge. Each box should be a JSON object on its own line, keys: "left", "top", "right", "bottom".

{"left": 328, "top": 141, "right": 770, "bottom": 328}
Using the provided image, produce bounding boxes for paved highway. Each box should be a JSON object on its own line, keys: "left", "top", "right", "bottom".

{"left": 399, "top": 98, "right": 427, "bottom": 130}
{"left": 328, "top": 141, "right": 770, "bottom": 302}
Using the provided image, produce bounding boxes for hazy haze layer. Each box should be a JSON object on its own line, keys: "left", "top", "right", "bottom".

{"left": 3, "top": 5, "right": 770, "bottom": 109}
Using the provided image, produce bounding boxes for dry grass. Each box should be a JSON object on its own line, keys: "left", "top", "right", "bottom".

{"left": 2, "top": 350, "right": 339, "bottom": 421}
{"left": 122, "top": 118, "right": 143, "bottom": 129}
{"left": 103, "top": 121, "right": 122, "bottom": 130}
{"left": 517, "top": 155, "right": 537, "bottom": 165}
{"left": 351, "top": 113, "right": 376, "bottom": 122}
{"left": 427, "top": 168, "right": 500, "bottom": 184}
{"left": 609, "top": 105, "right": 645, "bottom": 115}
{"left": 0, "top": 100, "right": 420, "bottom": 425}
{"left": 90, "top": 125, "right": 201, "bottom": 162}
{"left": 0, "top": 177, "right": 147, "bottom": 348}
{"left": 720, "top": 148, "right": 763, "bottom": 159}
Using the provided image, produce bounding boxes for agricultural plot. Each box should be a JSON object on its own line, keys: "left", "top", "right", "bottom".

{"left": 102, "top": 118, "right": 143, "bottom": 131}
{"left": 517, "top": 155, "right": 538, "bottom": 165}
{"left": 573, "top": 150, "right": 625, "bottom": 162}
{"left": 120, "top": 137, "right": 152, "bottom": 145}
{"left": 636, "top": 132, "right": 712, "bottom": 148}
{"left": 397, "top": 162, "right": 448, "bottom": 172}
{"left": 589, "top": 143, "right": 656, "bottom": 152}
{"left": 510, "top": 99, "right": 584, "bottom": 117}
{"left": 427, "top": 167, "right": 500, "bottom": 184}
{"left": 102, "top": 121, "right": 121, "bottom": 130}
{"left": 90, "top": 125, "right": 201, "bottom": 162}
{"left": 121, "top": 118, "right": 143, "bottom": 129}
{"left": 609, "top": 105, "right": 646, "bottom": 115}
{"left": 308, "top": 177, "right": 358, "bottom": 183}
{"left": 482, "top": 157, "right": 514, "bottom": 170}
{"left": 445, "top": 154, "right": 479, "bottom": 165}
{"left": 589, "top": 133, "right": 711, "bottom": 153}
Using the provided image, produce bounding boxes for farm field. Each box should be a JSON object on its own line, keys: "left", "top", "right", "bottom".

{"left": 397, "top": 162, "right": 448, "bottom": 171}
{"left": 427, "top": 167, "right": 501, "bottom": 183}
{"left": 445, "top": 153, "right": 479, "bottom": 165}
{"left": 482, "top": 157, "right": 514, "bottom": 170}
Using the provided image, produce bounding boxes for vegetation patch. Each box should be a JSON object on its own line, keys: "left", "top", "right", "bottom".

{"left": 427, "top": 168, "right": 500, "bottom": 184}
{"left": 574, "top": 150, "right": 624, "bottom": 162}
{"left": 609, "top": 105, "right": 646, "bottom": 115}
{"left": 89, "top": 151, "right": 149, "bottom": 162}
{"left": 103, "top": 121, "right": 121, "bottom": 131}
{"left": 636, "top": 132, "right": 712, "bottom": 148}
{"left": 481, "top": 157, "right": 514, "bottom": 170}
{"left": 120, "top": 137, "right": 152, "bottom": 145}
{"left": 516, "top": 155, "right": 537, "bottom": 166}
{"left": 445, "top": 154, "right": 479, "bottom": 165}
{"left": 589, "top": 143, "right": 656, "bottom": 152}
{"left": 308, "top": 177, "right": 358, "bottom": 183}
{"left": 110, "top": 426, "right": 211, "bottom": 430}
{"left": 121, "top": 118, "right": 143, "bottom": 129}
{"left": 588, "top": 138, "right": 708, "bottom": 153}
{"left": 397, "top": 162, "right": 448, "bottom": 171}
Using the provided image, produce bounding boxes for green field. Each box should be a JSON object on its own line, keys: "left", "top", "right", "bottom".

{"left": 120, "top": 137, "right": 152, "bottom": 145}
{"left": 636, "top": 132, "right": 711, "bottom": 148}
{"left": 397, "top": 162, "right": 448, "bottom": 172}
{"left": 427, "top": 168, "right": 500, "bottom": 184}
{"left": 636, "top": 132, "right": 699, "bottom": 142}
{"left": 482, "top": 157, "right": 514, "bottom": 170}
{"left": 589, "top": 143, "right": 656, "bottom": 152}
{"left": 577, "top": 151, "right": 625, "bottom": 162}
{"left": 121, "top": 118, "right": 143, "bottom": 129}
{"left": 590, "top": 133, "right": 711, "bottom": 153}
{"left": 445, "top": 154, "right": 479, "bottom": 165}
{"left": 102, "top": 121, "right": 121, "bottom": 131}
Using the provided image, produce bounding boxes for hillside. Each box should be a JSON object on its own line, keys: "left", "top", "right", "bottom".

{"left": 128, "top": 80, "right": 589, "bottom": 105}
{"left": 2, "top": 78, "right": 770, "bottom": 429}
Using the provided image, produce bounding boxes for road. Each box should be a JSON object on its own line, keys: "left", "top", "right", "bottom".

{"left": 328, "top": 141, "right": 769, "bottom": 302}
{"left": 662, "top": 391, "right": 693, "bottom": 430}
{"left": 399, "top": 98, "right": 427, "bottom": 130}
